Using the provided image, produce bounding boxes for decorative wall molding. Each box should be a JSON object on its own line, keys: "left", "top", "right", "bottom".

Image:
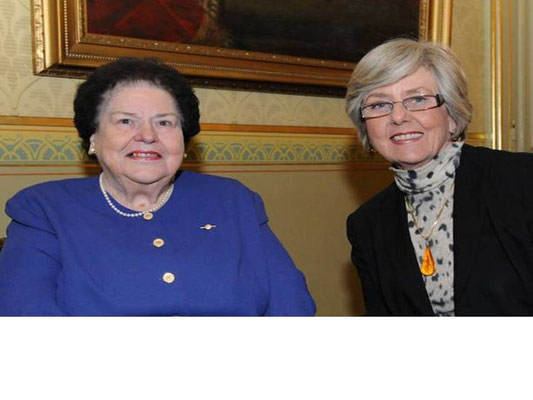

{"left": 0, "top": 116, "right": 487, "bottom": 167}
{"left": 0, "top": 116, "right": 366, "bottom": 166}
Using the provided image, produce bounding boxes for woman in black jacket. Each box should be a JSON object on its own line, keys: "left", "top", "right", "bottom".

{"left": 345, "top": 38, "right": 533, "bottom": 316}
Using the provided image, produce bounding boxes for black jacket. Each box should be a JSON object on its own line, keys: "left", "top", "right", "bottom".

{"left": 347, "top": 144, "right": 533, "bottom": 315}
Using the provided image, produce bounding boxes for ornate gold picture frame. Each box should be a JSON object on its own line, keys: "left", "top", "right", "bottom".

{"left": 31, "top": 0, "right": 451, "bottom": 94}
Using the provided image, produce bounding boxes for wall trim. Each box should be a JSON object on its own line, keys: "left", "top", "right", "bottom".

{"left": 0, "top": 116, "right": 486, "bottom": 168}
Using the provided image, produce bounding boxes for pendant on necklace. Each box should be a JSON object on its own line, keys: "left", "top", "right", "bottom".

{"left": 420, "top": 245, "right": 436, "bottom": 276}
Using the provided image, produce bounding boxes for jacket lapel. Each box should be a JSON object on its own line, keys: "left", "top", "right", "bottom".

{"left": 453, "top": 145, "right": 487, "bottom": 303}
{"left": 377, "top": 185, "right": 434, "bottom": 315}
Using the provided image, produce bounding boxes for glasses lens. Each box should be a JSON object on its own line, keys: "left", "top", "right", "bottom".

{"left": 404, "top": 96, "right": 438, "bottom": 111}
{"left": 362, "top": 102, "right": 393, "bottom": 118}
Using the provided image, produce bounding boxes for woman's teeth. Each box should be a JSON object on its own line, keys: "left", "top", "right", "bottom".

{"left": 129, "top": 152, "right": 159, "bottom": 158}
{"left": 392, "top": 133, "right": 422, "bottom": 142}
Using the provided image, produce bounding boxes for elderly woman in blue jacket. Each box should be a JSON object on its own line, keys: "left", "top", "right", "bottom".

{"left": 0, "top": 58, "right": 315, "bottom": 316}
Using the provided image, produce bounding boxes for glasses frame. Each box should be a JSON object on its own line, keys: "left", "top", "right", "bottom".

{"left": 360, "top": 94, "right": 445, "bottom": 120}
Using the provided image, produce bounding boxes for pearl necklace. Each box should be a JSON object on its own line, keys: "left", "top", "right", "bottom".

{"left": 98, "top": 174, "right": 174, "bottom": 218}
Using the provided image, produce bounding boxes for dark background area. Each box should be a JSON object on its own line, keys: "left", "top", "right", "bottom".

{"left": 220, "top": 0, "right": 420, "bottom": 62}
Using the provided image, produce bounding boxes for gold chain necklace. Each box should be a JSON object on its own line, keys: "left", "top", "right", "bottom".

{"left": 404, "top": 182, "right": 455, "bottom": 276}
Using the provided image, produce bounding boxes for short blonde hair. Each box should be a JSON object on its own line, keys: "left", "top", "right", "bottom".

{"left": 345, "top": 38, "right": 472, "bottom": 150}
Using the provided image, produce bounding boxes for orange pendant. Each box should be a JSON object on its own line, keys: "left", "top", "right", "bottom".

{"left": 420, "top": 245, "right": 436, "bottom": 276}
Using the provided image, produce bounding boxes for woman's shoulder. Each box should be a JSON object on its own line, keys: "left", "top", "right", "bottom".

{"left": 178, "top": 171, "right": 266, "bottom": 221}
{"left": 5, "top": 177, "right": 97, "bottom": 225}
{"left": 463, "top": 144, "right": 533, "bottom": 166}
{"left": 9, "top": 177, "right": 95, "bottom": 202}
{"left": 6, "top": 177, "right": 97, "bottom": 216}
{"left": 179, "top": 171, "right": 252, "bottom": 194}
{"left": 462, "top": 144, "right": 533, "bottom": 179}
{"left": 12, "top": 176, "right": 92, "bottom": 195}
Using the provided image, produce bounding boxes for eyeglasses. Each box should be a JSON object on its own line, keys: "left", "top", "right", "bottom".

{"left": 360, "top": 94, "right": 445, "bottom": 120}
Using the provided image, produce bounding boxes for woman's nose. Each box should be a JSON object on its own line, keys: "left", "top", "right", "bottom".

{"left": 389, "top": 102, "right": 411, "bottom": 124}
{"left": 135, "top": 123, "right": 157, "bottom": 142}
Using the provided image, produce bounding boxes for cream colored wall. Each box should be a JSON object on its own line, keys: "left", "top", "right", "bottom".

{"left": 0, "top": 0, "right": 491, "bottom": 315}
{"left": 450, "top": 0, "right": 489, "bottom": 140}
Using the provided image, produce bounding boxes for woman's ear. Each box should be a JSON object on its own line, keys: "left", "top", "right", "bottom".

{"left": 448, "top": 117, "right": 457, "bottom": 136}
{"left": 88, "top": 134, "right": 97, "bottom": 155}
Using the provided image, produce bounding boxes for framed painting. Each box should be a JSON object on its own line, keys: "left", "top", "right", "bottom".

{"left": 31, "top": 0, "right": 452, "bottom": 95}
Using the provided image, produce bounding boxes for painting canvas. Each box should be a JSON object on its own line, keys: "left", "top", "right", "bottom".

{"left": 86, "top": 0, "right": 235, "bottom": 48}
{"left": 219, "top": 0, "right": 420, "bottom": 63}
{"left": 85, "top": 0, "right": 420, "bottom": 64}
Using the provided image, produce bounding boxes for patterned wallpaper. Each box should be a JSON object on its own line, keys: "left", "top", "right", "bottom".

{"left": 194, "top": 89, "right": 351, "bottom": 127}
{"left": 1, "top": 1, "right": 79, "bottom": 117}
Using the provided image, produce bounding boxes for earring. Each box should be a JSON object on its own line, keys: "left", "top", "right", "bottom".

{"left": 88, "top": 147, "right": 96, "bottom": 155}
{"left": 184, "top": 152, "right": 188, "bottom": 159}
{"left": 368, "top": 146, "right": 376, "bottom": 154}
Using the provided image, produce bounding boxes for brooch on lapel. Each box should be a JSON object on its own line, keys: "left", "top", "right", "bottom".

{"left": 200, "top": 224, "right": 217, "bottom": 231}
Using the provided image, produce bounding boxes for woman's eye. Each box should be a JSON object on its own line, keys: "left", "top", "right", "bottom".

{"left": 157, "top": 120, "right": 175, "bottom": 127}
{"left": 370, "top": 102, "right": 390, "bottom": 110}
{"left": 119, "top": 118, "right": 131, "bottom": 125}
{"left": 410, "top": 96, "right": 429, "bottom": 103}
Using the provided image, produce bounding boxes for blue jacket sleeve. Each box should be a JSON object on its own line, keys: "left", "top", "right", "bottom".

{"left": 251, "top": 193, "right": 316, "bottom": 316}
{"left": 0, "top": 190, "right": 66, "bottom": 315}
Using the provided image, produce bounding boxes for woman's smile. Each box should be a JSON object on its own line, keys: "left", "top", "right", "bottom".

{"left": 127, "top": 151, "right": 162, "bottom": 160}
{"left": 390, "top": 132, "right": 423, "bottom": 143}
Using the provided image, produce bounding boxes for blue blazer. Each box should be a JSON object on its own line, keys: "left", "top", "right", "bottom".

{"left": 0, "top": 171, "right": 316, "bottom": 316}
